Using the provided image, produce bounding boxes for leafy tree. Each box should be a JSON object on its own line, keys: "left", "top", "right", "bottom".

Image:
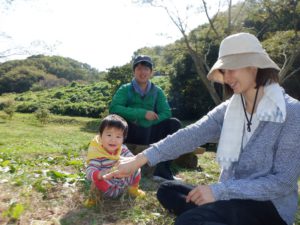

{"left": 0, "top": 55, "right": 103, "bottom": 94}
{"left": 169, "top": 53, "right": 214, "bottom": 119}
{"left": 242, "top": 0, "right": 300, "bottom": 84}
{"left": 106, "top": 64, "right": 132, "bottom": 94}
{"left": 0, "top": 66, "right": 44, "bottom": 93}
{"left": 135, "top": 0, "right": 250, "bottom": 104}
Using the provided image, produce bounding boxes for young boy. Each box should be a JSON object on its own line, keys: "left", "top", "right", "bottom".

{"left": 86, "top": 114, "right": 145, "bottom": 198}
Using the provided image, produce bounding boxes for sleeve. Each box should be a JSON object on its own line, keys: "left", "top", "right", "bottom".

{"left": 120, "top": 145, "right": 134, "bottom": 157}
{"left": 86, "top": 138, "right": 108, "bottom": 183}
{"left": 109, "top": 84, "right": 147, "bottom": 121}
{"left": 152, "top": 87, "right": 172, "bottom": 125}
{"left": 143, "top": 101, "right": 227, "bottom": 166}
{"left": 86, "top": 158, "right": 105, "bottom": 182}
{"left": 210, "top": 104, "right": 300, "bottom": 201}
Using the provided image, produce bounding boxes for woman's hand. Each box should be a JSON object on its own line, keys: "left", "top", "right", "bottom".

{"left": 186, "top": 185, "right": 215, "bottom": 206}
{"left": 97, "top": 169, "right": 110, "bottom": 180}
{"left": 103, "top": 153, "right": 148, "bottom": 179}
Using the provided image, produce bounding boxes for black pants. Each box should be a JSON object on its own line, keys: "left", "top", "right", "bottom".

{"left": 157, "top": 181, "right": 287, "bottom": 225}
{"left": 126, "top": 118, "right": 182, "bottom": 179}
{"left": 126, "top": 118, "right": 181, "bottom": 145}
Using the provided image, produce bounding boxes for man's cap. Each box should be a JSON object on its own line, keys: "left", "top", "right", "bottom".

{"left": 132, "top": 55, "right": 153, "bottom": 70}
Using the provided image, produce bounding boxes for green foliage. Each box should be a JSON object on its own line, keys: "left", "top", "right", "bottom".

{"left": 262, "top": 30, "right": 300, "bottom": 66}
{"left": 3, "top": 106, "right": 15, "bottom": 120}
{"left": 0, "top": 98, "right": 15, "bottom": 119}
{"left": 4, "top": 81, "right": 112, "bottom": 118}
{"left": 169, "top": 53, "right": 214, "bottom": 120}
{"left": 151, "top": 76, "right": 171, "bottom": 97}
{"left": 35, "top": 107, "right": 51, "bottom": 124}
{"left": 106, "top": 64, "right": 132, "bottom": 94}
{"left": 2, "top": 203, "right": 25, "bottom": 221}
{"left": 0, "top": 55, "right": 104, "bottom": 94}
{"left": 0, "top": 76, "right": 171, "bottom": 119}
{"left": 0, "top": 65, "right": 44, "bottom": 93}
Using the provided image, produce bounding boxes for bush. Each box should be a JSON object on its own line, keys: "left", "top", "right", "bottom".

{"left": 35, "top": 107, "right": 51, "bottom": 124}
{"left": 3, "top": 107, "right": 15, "bottom": 120}
{"left": 16, "top": 102, "right": 39, "bottom": 113}
{"left": 53, "top": 91, "right": 64, "bottom": 99}
{"left": 1, "top": 99, "right": 15, "bottom": 119}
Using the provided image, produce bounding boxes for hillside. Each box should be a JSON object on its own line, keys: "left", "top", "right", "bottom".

{"left": 0, "top": 55, "right": 104, "bottom": 94}
{"left": 0, "top": 76, "right": 170, "bottom": 118}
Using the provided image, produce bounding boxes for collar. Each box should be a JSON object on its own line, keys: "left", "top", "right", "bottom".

{"left": 132, "top": 79, "right": 151, "bottom": 97}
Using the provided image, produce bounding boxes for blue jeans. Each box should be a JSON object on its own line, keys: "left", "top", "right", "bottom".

{"left": 157, "top": 181, "right": 287, "bottom": 225}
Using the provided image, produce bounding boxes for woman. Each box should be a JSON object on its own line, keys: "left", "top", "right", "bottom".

{"left": 105, "top": 33, "right": 300, "bottom": 225}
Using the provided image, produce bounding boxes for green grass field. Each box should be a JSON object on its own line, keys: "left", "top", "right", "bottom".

{"left": 0, "top": 112, "right": 299, "bottom": 225}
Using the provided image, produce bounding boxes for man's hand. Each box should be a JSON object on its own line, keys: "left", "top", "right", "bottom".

{"left": 145, "top": 111, "right": 159, "bottom": 121}
{"left": 186, "top": 185, "right": 215, "bottom": 206}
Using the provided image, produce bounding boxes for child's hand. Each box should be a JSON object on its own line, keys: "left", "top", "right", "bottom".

{"left": 109, "top": 161, "right": 121, "bottom": 175}
{"left": 98, "top": 163, "right": 120, "bottom": 180}
{"left": 97, "top": 170, "right": 109, "bottom": 180}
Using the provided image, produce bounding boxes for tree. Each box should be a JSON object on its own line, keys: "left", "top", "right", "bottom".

{"left": 106, "top": 64, "right": 132, "bottom": 94}
{"left": 136, "top": 0, "right": 300, "bottom": 103}
{"left": 242, "top": 0, "right": 300, "bottom": 78}
{"left": 0, "top": 66, "right": 44, "bottom": 93}
{"left": 169, "top": 53, "right": 214, "bottom": 119}
{"left": 134, "top": 0, "right": 247, "bottom": 104}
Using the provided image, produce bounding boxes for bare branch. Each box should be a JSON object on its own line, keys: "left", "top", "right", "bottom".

{"left": 201, "top": 0, "right": 220, "bottom": 38}
{"left": 231, "top": 0, "right": 246, "bottom": 25}
{"left": 227, "top": 0, "right": 232, "bottom": 34}
{"left": 0, "top": 40, "right": 61, "bottom": 60}
{"left": 282, "top": 66, "right": 300, "bottom": 83}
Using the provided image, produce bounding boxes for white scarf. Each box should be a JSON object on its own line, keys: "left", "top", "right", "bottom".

{"left": 216, "top": 83, "right": 286, "bottom": 170}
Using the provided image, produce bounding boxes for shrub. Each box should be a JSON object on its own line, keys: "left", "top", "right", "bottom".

{"left": 1, "top": 99, "right": 15, "bottom": 119}
{"left": 53, "top": 91, "right": 64, "bottom": 99}
{"left": 16, "top": 102, "right": 39, "bottom": 113}
{"left": 3, "top": 106, "right": 15, "bottom": 120}
{"left": 35, "top": 107, "right": 51, "bottom": 124}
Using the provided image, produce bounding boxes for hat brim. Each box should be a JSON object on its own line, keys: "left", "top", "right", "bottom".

{"left": 207, "top": 53, "right": 280, "bottom": 84}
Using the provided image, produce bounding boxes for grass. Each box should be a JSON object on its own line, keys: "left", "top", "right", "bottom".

{"left": 0, "top": 112, "right": 299, "bottom": 225}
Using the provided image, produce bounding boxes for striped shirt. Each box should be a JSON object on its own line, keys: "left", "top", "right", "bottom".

{"left": 86, "top": 143, "right": 141, "bottom": 198}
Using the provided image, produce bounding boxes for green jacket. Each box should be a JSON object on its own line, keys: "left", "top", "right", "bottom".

{"left": 109, "top": 82, "right": 171, "bottom": 128}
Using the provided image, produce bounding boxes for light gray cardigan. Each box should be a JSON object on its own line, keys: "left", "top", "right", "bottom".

{"left": 144, "top": 93, "right": 300, "bottom": 225}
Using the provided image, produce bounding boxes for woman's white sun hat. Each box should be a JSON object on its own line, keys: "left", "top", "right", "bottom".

{"left": 207, "top": 32, "right": 280, "bottom": 83}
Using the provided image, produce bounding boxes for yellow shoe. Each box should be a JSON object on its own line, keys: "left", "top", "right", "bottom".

{"left": 127, "top": 186, "right": 146, "bottom": 198}
{"left": 83, "top": 198, "right": 96, "bottom": 207}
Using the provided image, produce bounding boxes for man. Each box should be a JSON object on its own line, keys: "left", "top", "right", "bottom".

{"left": 109, "top": 55, "right": 181, "bottom": 181}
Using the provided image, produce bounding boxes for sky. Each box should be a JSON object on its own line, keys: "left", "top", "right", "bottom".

{"left": 0, "top": 0, "right": 240, "bottom": 71}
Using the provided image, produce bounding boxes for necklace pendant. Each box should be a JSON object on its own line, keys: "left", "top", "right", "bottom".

{"left": 247, "top": 123, "right": 251, "bottom": 132}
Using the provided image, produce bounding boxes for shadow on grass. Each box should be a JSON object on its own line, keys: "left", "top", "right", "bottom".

{"left": 59, "top": 202, "right": 134, "bottom": 225}
{"left": 59, "top": 184, "right": 175, "bottom": 225}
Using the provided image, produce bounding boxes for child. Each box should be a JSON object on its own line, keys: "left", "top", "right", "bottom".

{"left": 86, "top": 114, "right": 145, "bottom": 198}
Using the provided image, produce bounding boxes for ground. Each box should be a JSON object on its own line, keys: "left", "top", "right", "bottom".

{"left": 0, "top": 112, "right": 299, "bottom": 225}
